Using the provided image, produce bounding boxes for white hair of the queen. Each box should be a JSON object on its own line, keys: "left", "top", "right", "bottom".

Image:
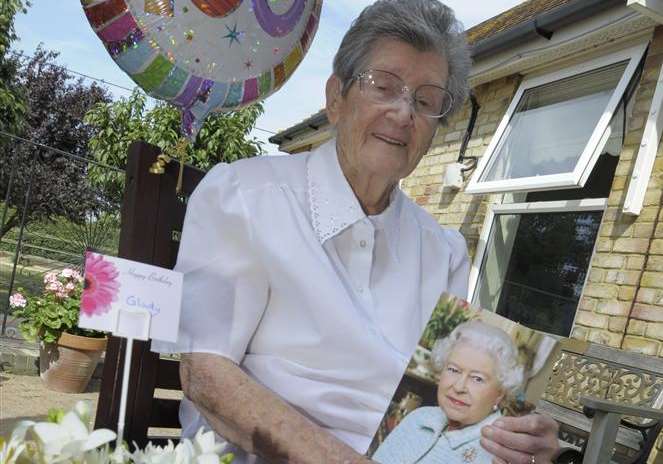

{"left": 431, "top": 320, "right": 525, "bottom": 393}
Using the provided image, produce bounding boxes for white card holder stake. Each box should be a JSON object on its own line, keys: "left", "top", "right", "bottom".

{"left": 116, "top": 307, "right": 152, "bottom": 341}
{"left": 116, "top": 307, "right": 152, "bottom": 448}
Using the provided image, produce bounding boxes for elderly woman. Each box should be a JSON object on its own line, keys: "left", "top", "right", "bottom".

{"left": 153, "top": 1, "right": 559, "bottom": 463}
{"left": 373, "top": 321, "right": 524, "bottom": 463}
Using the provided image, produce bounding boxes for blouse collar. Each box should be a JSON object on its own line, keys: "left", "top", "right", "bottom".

{"left": 306, "top": 138, "right": 403, "bottom": 260}
{"left": 428, "top": 410, "right": 502, "bottom": 450}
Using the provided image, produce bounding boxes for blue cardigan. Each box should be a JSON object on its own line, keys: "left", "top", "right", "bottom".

{"left": 373, "top": 407, "right": 501, "bottom": 463}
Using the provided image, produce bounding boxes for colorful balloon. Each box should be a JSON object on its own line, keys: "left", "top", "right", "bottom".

{"left": 252, "top": 0, "right": 305, "bottom": 37}
{"left": 191, "top": 0, "right": 242, "bottom": 18}
{"left": 82, "top": 0, "right": 322, "bottom": 137}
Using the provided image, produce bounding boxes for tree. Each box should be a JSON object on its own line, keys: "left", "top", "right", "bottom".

{"left": 0, "top": 47, "right": 112, "bottom": 240}
{"left": 85, "top": 89, "right": 264, "bottom": 198}
{"left": 0, "top": 0, "right": 29, "bottom": 138}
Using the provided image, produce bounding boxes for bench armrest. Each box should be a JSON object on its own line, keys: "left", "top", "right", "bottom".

{"left": 580, "top": 396, "right": 663, "bottom": 421}
{"left": 578, "top": 396, "right": 663, "bottom": 464}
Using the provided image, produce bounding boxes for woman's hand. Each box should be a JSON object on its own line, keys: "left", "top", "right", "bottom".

{"left": 480, "top": 414, "right": 560, "bottom": 464}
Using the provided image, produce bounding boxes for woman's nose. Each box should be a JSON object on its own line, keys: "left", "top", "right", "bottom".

{"left": 385, "top": 93, "right": 415, "bottom": 123}
{"left": 453, "top": 375, "right": 468, "bottom": 392}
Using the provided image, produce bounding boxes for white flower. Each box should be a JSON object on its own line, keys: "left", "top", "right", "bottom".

{"left": 46, "top": 280, "right": 65, "bottom": 294}
{"left": 0, "top": 435, "right": 26, "bottom": 464}
{"left": 131, "top": 430, "right": 232, "bottom": 464}
{"left": 0, "top": 420, "right": 34, "bottom": 463}
{"left": 73, "top": 399, "right": 92, "bottom": 424}
{"left": 192, "top": 428, "right": 225, "bottom": 456}
{"left": 61, "top": 268, "right": 75, "bottom": 278}
{"left": 131, "top": 440, "right": 178, "bottom": 464}
{"left": 32, "top": 401, "right": 116, "bottom": 461}
{"left": 73, "top": 270, "right": 84, "bottom": 283}
{"left": 44, "top": 271, "right": 59, "bottom": 284}
{"left": 1, "top": 402, "right": 231, "bottom": 464}
{"left": 8, "top": 293, "right": 26, "bottom": 308}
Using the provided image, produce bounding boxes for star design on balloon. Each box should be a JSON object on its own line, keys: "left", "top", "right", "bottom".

{"left": 222, "top": 23, "right": 243, "bottom": 47}
{"left": 244, "top": 59, "right": 253, "bottom": 69}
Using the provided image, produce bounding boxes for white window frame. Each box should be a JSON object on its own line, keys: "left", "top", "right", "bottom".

{"left": 465, "top": 43, "right": 648, "bottom": 195}
{"left": 468, "top": 198, "right": 608, "bottom": 310}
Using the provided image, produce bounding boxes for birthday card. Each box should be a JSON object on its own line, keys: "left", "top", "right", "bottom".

{"left": 78, "top": 251, "right": 183, "bottom": 342}
{"left": 366, "top": 293, "right": 559, "bottom": 463}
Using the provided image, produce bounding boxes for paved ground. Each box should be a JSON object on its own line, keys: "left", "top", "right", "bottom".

{"left": 0, "top": 372, "right": 100, "bottom": 436}
{"left": 0, "top": 335, "right": 98, "bottom": 437}
{"left": 0, "top": 335, "right": 182, "bottom": 440}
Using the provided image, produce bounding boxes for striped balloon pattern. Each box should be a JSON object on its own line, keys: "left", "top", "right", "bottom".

{"left": 191, "top": 0, "right": 242, "bottom": 17}
{"left": 82, "top": 0, "right": 322, "bottom": 137}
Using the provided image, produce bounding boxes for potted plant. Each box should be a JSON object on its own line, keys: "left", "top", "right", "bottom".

{"left": 10, "top": 268, "right": 108, "bottom": 393}
{"left": 410, "top": 295, "right": 477, "bottom": 379}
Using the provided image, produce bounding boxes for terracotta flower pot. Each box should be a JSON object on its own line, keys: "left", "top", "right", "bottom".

{"left": 39, "top": 332, "right": 107, "bottom": 393}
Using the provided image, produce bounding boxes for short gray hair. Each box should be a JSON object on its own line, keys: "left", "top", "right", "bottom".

{"left": 332, "top": 0, "right": 471, "bottom": 121}
{"left": 431, "top": 320, "right": 524, "bottom": 394}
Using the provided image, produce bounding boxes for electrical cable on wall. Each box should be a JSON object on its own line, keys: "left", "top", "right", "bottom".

{"left": 457, "top": 93, "right": 480, "bottom": 173}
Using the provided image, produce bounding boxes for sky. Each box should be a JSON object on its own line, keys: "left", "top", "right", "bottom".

{"left": 14, "top": 1, "right": 524, "bottom": 155}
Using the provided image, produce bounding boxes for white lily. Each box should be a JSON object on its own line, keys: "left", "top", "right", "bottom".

{"left": 32, "top": 401, "right": 116, "bottom": 462}
{"left": 1, "top": 401, "right": 232, "bottom": 464}
{"left": 0, "top": 420, "right": 37, "bottom": 463}
{"left": 130, "top": 440, "right": 178, "bottom": 464}
{"left": 130, "top": 432, "right": 231, "bottom": 464}
{"left": 192, "top": 428, "right": 225, "bottom": 456}
{"left": 0, "top": 435, "right": 26, "bottom": 464}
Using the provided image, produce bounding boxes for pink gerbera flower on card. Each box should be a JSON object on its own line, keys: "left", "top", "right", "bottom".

{"left": 81, "top": 252, "right": 120, "bottom": 317}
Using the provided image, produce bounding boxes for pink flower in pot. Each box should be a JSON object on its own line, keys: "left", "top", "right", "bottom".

{"left": 9, "top": 292, "right": 26, "bottom": 308}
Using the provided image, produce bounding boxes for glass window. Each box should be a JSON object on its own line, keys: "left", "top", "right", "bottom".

{"left": 472, "top": 210, "right": 602, "bottom": 336}
{"left": 466, "top": 44, "right": 647, "bottom": 194}
{"left": 481, "top": 62, "right": 627, "bottom": 182}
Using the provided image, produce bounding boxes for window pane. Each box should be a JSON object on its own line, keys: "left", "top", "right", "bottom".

{"left": 473, "top": 211, "right": 602, "bottom": 336}
{"left": 480, "top": 62, "right": 628, "bottom": 182}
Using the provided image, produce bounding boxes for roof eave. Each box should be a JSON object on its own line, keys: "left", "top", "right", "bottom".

{"left": 471, "top": 0, "right": 626, "bottom": 59}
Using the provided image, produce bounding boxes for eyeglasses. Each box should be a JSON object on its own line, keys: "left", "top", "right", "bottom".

{"left": 351, "top": 69, "right": 454, "bottom": 119}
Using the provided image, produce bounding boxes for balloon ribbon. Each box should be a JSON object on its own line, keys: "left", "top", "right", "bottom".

{"left": 149, "top": 138, "right": 189, "bottom": 194}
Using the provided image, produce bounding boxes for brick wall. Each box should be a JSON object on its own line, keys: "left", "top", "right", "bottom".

{"left": 402, "top": 27, "right": 663, "bottom": 357}
{"left": 576, "top": 28, "right": 663, "bottom": 355}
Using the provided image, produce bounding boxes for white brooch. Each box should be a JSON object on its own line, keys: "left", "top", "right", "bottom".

{"left": 462, "top": 447, "right": 477, "bottom": 463}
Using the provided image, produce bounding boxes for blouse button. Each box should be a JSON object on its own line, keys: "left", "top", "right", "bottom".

{"left": 359, "top": 240, "right": 367, "bottom": 248}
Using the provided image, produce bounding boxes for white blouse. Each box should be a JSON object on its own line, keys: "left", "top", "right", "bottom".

{"left": 152, "top": 139, "right": 469, "bottom": 462}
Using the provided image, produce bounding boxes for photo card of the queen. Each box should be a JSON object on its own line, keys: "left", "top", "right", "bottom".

{"left": 366, "top": 293, "right": 559, "bottom": 464}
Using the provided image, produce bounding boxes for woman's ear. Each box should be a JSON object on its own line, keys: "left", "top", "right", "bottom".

{"left": 495, "top": 390, "right": 506, "bottom": 408}
{"left": 325, "top": 75, "right": 343, "bottom": 125}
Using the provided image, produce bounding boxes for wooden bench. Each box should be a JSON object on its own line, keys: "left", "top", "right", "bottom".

{"left": 538, "top": 338, "right": 663, "bottom": 463}
{"left": 94, "top": 141, "right": 204, "bottom": 447}
{"left": 95, "top": 141, "right": 663, "bottom": 463}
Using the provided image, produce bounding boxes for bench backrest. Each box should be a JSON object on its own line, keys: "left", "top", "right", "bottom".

{"left": 538, "top": 338, "right": 663, "bottom": 458}
{"left": 94, "top": 141, "right": 205, "bottom": 447}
